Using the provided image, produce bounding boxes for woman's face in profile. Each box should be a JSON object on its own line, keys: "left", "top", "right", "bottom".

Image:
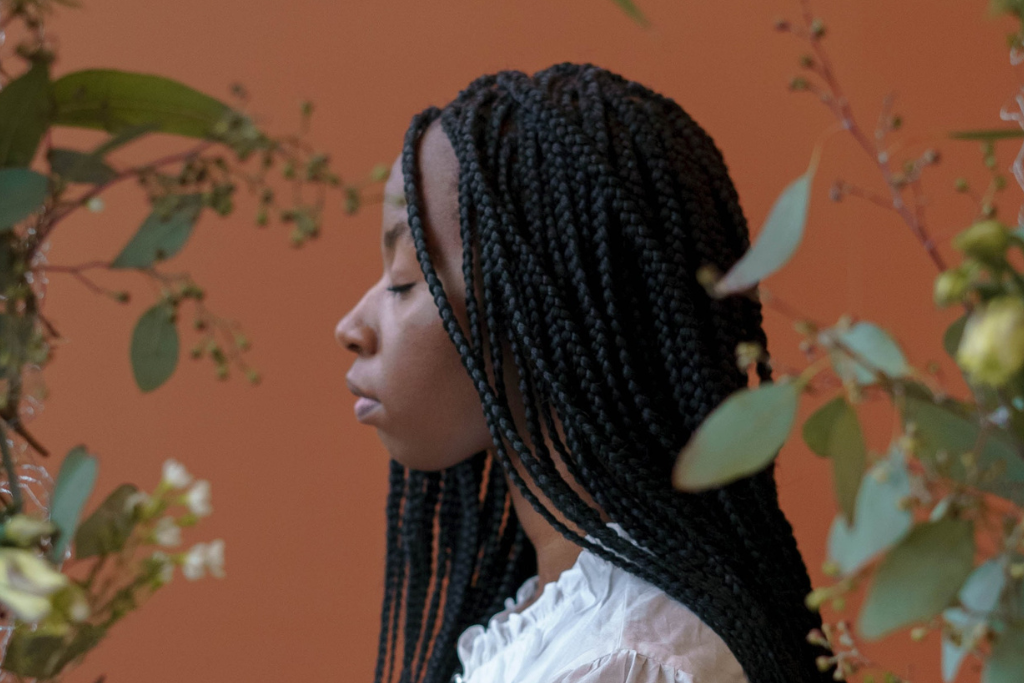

{"left": 335, "top": 121, "right": 495, "bottom": 471}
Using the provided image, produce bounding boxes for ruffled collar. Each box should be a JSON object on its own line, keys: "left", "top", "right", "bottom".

{"left": 455, "top": 522, "right": 635, "bottom": 674}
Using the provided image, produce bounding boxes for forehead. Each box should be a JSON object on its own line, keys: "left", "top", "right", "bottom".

{"left": 381, "top": 121, "right": 462, "bottom": 263}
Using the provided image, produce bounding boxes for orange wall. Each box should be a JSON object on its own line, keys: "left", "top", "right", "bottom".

{"left": 26, "top": 0, "right": 1018, "bottom": 681}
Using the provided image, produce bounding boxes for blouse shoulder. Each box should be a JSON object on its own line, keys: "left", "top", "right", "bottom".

{"left": 549, "top": 648, "right": 740, "bottom": 683}
{"left": 455, "top": 523, "right": 749, "bottom": 683}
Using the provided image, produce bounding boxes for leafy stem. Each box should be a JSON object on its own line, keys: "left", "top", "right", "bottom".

{"left": 0, "top": 420, "right": 24, "bottom": 513}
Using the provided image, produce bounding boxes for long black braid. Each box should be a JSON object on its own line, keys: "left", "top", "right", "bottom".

{"left": 372, "top": 62, "right": 833, "bottom": 683}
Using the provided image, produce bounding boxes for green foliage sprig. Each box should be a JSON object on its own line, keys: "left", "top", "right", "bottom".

{"left": 0, "top": 0, "right": 384, "bottom": 678}
{"left": 670, "top": 2, "right": 1024, "bottom": 681}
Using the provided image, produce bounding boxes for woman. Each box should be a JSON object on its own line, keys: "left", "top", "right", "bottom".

{"left": 336, "top": 62, "right": 832, "bottom": 683}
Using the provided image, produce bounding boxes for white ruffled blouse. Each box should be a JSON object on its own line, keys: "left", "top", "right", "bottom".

{"left": 453, "top": 524, "right": 750, "bottom": 683}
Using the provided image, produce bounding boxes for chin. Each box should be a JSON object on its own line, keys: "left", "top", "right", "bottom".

{"left": 379, "top": 437, "right": 480, "bottom": 473}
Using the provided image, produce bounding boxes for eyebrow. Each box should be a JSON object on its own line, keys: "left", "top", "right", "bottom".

{"left": 383, "top": 221, "right": 410, "bottom": 253}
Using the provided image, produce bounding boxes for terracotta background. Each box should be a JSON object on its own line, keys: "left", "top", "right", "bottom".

{"left": 11, "top": 0, "right": 1019, "bottom": 680}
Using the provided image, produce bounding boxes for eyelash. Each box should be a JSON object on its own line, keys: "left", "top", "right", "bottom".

{"left": 387, "top": 283, "right": 415, "bottom": 297}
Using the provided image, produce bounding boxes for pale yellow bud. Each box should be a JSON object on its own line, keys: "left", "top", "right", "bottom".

{"left": 933, "top": 269, "right": 970, "bottom": 307}
{"left": 953, "top": 219, "right": 1009, "bottom": 260}
{"left": 956, "top": 297, "right": 1024, "bottom": 386}
{"left": 2, "top": 515, "right": 56, "bottom": 548}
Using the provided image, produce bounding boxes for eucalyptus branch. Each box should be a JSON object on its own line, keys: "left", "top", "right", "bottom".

{"left": 792, "top": 0, "right": 947, "bottom": 273}
{"left": 30, "top": 140, "right": 217, "bottom": 256}
{"left": 0, "top": 420, "right": 24, "bottom": 513}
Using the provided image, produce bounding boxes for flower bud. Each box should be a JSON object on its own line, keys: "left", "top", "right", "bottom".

{"left": 957, "top": 296, "right": 1024, "bottom": 386}
{"left": 161, "top": 459, "right": 193, "bottom": 489}
{"left": 953, "top": 219, "right": 1009, "bottom": 260}
{"left": 933, "top": 269, "right": 970, "bottom": 307}
{"left": 2, "top": 515, "right": 56, "bottom": 548}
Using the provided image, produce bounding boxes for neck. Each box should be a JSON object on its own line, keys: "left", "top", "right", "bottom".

{"left": 505, "top": 471, "right": 584, "bottom": 606}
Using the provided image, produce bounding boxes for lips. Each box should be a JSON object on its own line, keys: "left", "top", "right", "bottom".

{"left": 346, "top": 376, "right": 381, "bottom": 421}
{"left": 346, "top": 377, "right": 379, "bottom": 401}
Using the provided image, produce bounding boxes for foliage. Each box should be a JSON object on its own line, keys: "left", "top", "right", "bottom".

{"left": 0, "top": 0, "right": 383, "bottom": 677}
{"left": 669, "top": 2, "right": 1024, "bottom": 681}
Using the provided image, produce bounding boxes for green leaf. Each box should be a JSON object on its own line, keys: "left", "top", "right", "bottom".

{"left": 91, "top": 122, "right": 159, "bottom": 157}
{"left": 2, "top": 622, "right": 105, "bottom": 678}
{"left": 673, "top": 380, "right": 800, "bottom": 491}
{"left": 47, "top": 148, "right": 116, "bottom": 185}
{"left": 950, "top": 128, "right": 1024, "bottom": 141}
{"left": 0, "top": 168, "right": 48, "bottom": 231}
{"left": 48, "top": 446, "right": 98, "bottom": 563}
{"left": 713, "top": 163, "right": 814, "bottom": 296}
{"left": 0, "top": 314, "right": 37, "bottom": 370}
{"left": 827, "top": 322, "right": 909, "bottom": 385}
{"left": 130, "top": 302, "right": 179, "bottom": 392}
{"left": 902, "top": 388, "right": 1024, "bottom": 505}
{"left": 110, "top": 194, "right": 203, "bottom": 268}
{"left": 858, "top": 517, "right": 975, "bottom": 639}
{"left": 828, "top": 403, "right": 866, "bottom": 525}
{"left": 942, "top": 607, "right": 979, "bottom": 683}
{"left": 984, "top": 624, "right": 1024, "bottom": 683}
{"left": 802, "top": 396, "right": 866, "bottom": 524}
{"left": 73, "top": 483, "right": 139, "bottom": 559}
{"left": 52, "top": 69, "right": 230, "bottom": 138}
{"left": 827, "top": 444, "right": 913, "bottom": 575}
{"left": 1, "top": 629, "right": 64, "bottom": 678}
{"left": 609, "top": 0, "right": 649, "bottom": 26}
{"left": 0, "top": 61, "right": 53, "bottom": 167}
{"left": 802, "top": 396, "right": 847, "bottom": 457}
{"left": 944, "top": 314, "right": 968, "bottom": 359}
{"left": 960, "top": 559, "right": 1006, "bottom": 614}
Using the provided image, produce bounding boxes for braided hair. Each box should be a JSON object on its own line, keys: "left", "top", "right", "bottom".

{"left": 373, "top": 62, "right": 833, "bottom": 683}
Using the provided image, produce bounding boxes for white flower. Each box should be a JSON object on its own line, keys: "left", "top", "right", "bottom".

{"left": 162, "top": 459, "right": 193, "bottom": 489}
{"left": 184, "top": 480, "right": 212, "bottom": 517}
{"left": 123, "top": 490, "right": 151, "bottom": 515}
{"left": 150, "top": 550, "right": 174, "bottom": 585}
{"left": 0, "top": 548, "right": 69, "bottom": 622}
{"left": 181, "top": 543, "right": 207, "bottom": 580}
{"left": 180, "top": 540, "right": 225, "bottom": 581}
{"left": 3, "top": 515, "right": 56, "bottom": 547}
{"left": 151, "top": 516, "right": 181, "bottom": 548}
{"left": 205, "top": 539, "right": 225, "bottom": 578}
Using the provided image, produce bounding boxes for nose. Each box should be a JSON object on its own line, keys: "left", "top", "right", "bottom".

{"left": 335, "top": 289, "right": 377, "bottom": 356}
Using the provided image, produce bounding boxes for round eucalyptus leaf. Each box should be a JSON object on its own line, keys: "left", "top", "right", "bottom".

{"left": 672, "top": 380, "right": 800, "bottom": 491}
{"left": 858, "top": 517, "right": 975, "bottom": 640}
{"left": 943, "top": 314, "right": 968, "bottom": 359}
{"left": 0, "top": 169, "right": 48, "bottom": 231}
{"left": 111, "top": 194, "right": 203, "bottom": 269}
{"left": 942, "top": 607, "right": 980, "bottom": 683}
{"left": 827, "top": 445, "right": 913, "bottom": 575}
{"left": 52, "top": 69, "right": 230, "bottom": 139}
{"left": 802, "top": 396, "right": 847, "bottom": 457}
{"left": 714, "top": 168, "right": 813, "bottom": 296}
{"left": 130, "top": 303, "right": 179, "bottom": 392}
{"left": 825, "top": 402, "right": 866, "bottom": 526}
{"left": 0, "top": 61, "right": 52, "bottom": 168}
{"left": 902, "top": 391, "right": 1024, "bottom": 506}
{"left": 74, "top": 483, "right": 140, "bottom": 559}
{"left": 983, "top": 624, "right": 1024, "bottom": 683}
{"left": 48, "top": 446, "right": 99, "bottom": 563}
{"left": 959, "top": 559, "right": 1007, "bottom": 615}
{"left": 47, "top": 148, "right": 116, "bottom": 185}
{"left": 828, "top": 321, "right": 909, "bottom": 385}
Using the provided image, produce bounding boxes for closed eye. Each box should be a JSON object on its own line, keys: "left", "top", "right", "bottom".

{"left": 387, "top": 283, "right": 415, "bottom": 297}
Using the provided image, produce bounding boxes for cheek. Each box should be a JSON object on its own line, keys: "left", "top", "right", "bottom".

{"left": 378, "top": 296, "right": 494, "bottom": 470}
